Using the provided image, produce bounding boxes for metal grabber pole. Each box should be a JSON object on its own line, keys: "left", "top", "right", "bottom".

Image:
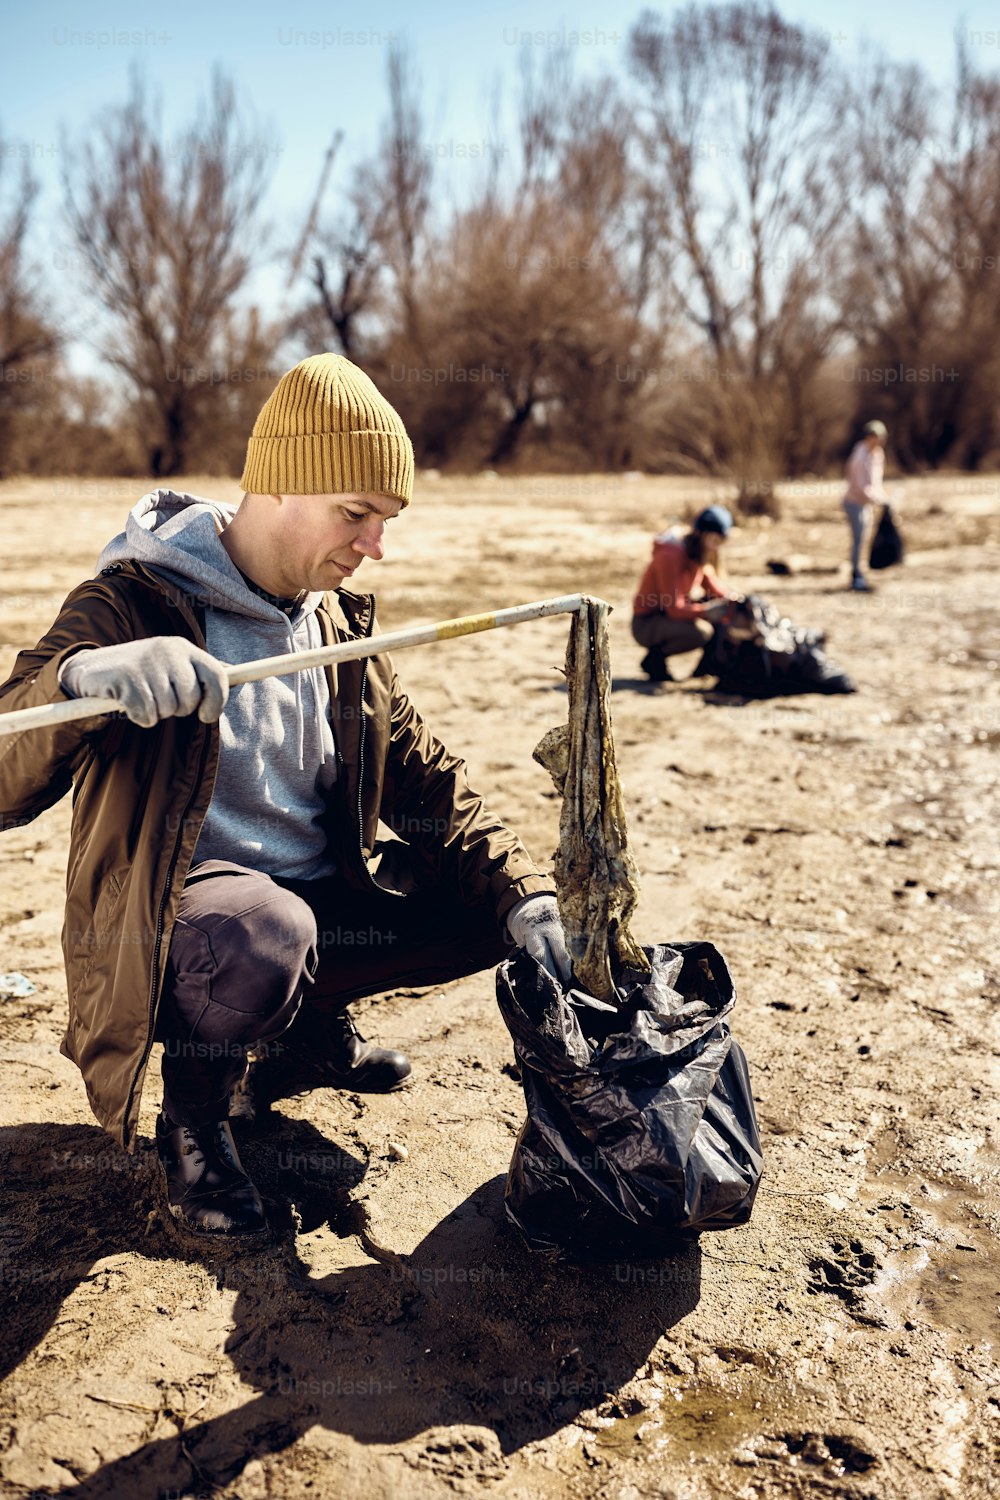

{"left": 0, "top": 594, "right": 602, "bottom": 738}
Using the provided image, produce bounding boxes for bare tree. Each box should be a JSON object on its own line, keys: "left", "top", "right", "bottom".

{"left": 840, "top": 43, "right": 1000, "bottom": 469}
{"left": 298, "top": 43, "right": 668, "bottom": 472}
{"left": 628, "top": 3, "right": 845, "bottom": 497}
{"left": 380, "top": 42, "right": 432, "bottom": 351}
{"left": 407, "top": 57, "right": 661, "bottom": 470}
{"left": 517, "top": 46, "right": 574, "bottom": 188}
{"left": 937, "top": 47, "right": 1000, "bottom": 466}
{"left": 62, "top": 69, "right": 275, "bottom": 476}
{"left": 310, "top": 236, "right": 381, "bottom": 360}
{"left": 281, "top": 9, "right": 1000, "bottom": 482}
{"left": 299, "top": 41, "right": 431, "bottom": 367}
{"left": 0, "top": 147, "right": 61, "bottom": 475}
{"left": 836, "top": 59, "right": 950, "bottom": 467}
{"left": 293, "top": 171, "right": 389, "bottom": 361}
{"left": 286, "top": 130, "right": 376, "bottom": 359}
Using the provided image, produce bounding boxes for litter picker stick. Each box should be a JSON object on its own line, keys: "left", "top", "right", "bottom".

{"left": 0, "top": 593, "right": 600, "bottom": 738}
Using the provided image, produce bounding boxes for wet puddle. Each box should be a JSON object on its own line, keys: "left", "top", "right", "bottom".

{"left": 592, "top": 1374, "right": 877, "bottom": 1479}
{"left": 908, "top": 1245, "right": 1000, "bottom": 1343}
{"left": 593, "top": 1376, "right": 768, "bottom": 1460}
{"left": 864, "top": 1132, "right": 999, "bottom": 1346}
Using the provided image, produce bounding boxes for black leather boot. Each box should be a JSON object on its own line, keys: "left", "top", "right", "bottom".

{"left": 640, "top": 648, "right": 672, "bottom": 682}
{"left": 317, "top": 1008, "right": 413, "bottom": 1091}
{"left": 237, "top": 1006, "right": 412, "bottom": 1113}
{"left": 156, "top": 1113, "right": 269, "bottom": 1238}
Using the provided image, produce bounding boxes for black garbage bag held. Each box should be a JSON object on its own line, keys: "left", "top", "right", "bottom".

{"left": 869, "top": 503, "right": 904, "bottom": 570}
{"left": 501, "top": 599, "right": 763, "bottom": 1260}
{"left": 497, "top": 942, "right": 763, "bottom": 1260}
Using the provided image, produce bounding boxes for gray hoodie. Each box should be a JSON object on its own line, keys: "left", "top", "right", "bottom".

{"left": 98, "top": 488, "right": 339, "bottom": 880}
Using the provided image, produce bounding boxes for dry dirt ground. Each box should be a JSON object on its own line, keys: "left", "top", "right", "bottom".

{"left": 1, "top": 472, "right": 998, "bottom": 1500}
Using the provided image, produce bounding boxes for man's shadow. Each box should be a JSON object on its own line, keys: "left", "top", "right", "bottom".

{"left": 2, "top": 1116, "right": 701, "bottom": 1499}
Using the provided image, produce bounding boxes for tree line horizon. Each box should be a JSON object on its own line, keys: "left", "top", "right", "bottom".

{"left": 2, "top": 1, "right": 999, "bottom": 512}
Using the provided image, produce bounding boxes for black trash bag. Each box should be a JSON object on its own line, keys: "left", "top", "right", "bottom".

{"left": 496, "top": 941, "right": 764, "bottom": 1261}
{"left": 696, "top": 594, "right": 856, "bottom": 698}
{"left": 869, "top": 503, "right": 904, "bottom": 570}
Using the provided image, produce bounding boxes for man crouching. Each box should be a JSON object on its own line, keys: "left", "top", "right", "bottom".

{"left": 0, "top": 354, "right": 569, "bottom": 1240}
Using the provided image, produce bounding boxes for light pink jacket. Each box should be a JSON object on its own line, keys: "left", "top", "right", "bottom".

{"left": 844, "top": 441, "right": 885, "bottom": 505}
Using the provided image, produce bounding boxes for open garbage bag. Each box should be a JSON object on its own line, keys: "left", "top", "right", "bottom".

{"left": 498, "top": 599, "right": 762, "bottom": 1259}
{"left": 698, "top": 593, "right": 856, "bottom": 698}
{"left": 497, "top": 940, "right": 763, "bottom": 1259}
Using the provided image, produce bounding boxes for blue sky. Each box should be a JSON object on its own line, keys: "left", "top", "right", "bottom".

{"left": 3, "top": 0, "right": 988, "bottom": 376}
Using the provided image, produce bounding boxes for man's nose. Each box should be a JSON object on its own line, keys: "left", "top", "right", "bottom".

{"left": 353, "top": 518, "right": 385, "bottom": 560}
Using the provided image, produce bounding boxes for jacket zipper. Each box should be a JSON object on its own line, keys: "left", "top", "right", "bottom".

{"left": 336, "top": 596, "right": 396, "bottom": 898}
{"left": 355, "top": 658, "right": 374, "bottom": 886}
{"left": 121, "top": 724, "right": 213, "bottom": 1148}
{"left": 117, "top": 566, "right": 214, "bottom": 1149}
{"left": 352, "top": 646, "right": 402, "bottom": 898}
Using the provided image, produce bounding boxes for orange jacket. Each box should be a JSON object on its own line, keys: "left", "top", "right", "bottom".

{"left": 633, "top": 535, "right": 730, "bottom": 620}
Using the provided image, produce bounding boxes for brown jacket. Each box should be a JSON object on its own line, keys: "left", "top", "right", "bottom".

{"left": 0, "top": 562, "right": 552, "bottom": 1148}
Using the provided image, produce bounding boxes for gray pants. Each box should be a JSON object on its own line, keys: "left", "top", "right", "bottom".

{"left": 156, "top": 858, "right": 508, "bottom": 1126}
{"left": 631, "top": 611, "right": 714, "bottom": 659}
{"left": 843, "top": 500, "right": 872, "bottom": 577}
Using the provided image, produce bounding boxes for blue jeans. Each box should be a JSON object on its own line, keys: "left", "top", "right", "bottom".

{"left": 843, "top": 500, "right": 872, "bottom": 578}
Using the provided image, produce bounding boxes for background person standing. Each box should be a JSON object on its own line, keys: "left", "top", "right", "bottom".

{"left": 843, "top": 419, "right": 888, "bottom": 592}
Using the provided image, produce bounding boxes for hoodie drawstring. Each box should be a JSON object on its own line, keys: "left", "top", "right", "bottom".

{"left": 288, "top": 614, "right": 334, "bottom": 775}
{"left": 288, "top": 618, "right": 306, "bottom": 772}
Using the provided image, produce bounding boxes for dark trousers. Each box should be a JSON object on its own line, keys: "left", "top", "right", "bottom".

{"left": 156, "top": 859, "right": 509, "bottom": 1125}
{"left": 631, "top": 611, "right": 714, "bottom": 658}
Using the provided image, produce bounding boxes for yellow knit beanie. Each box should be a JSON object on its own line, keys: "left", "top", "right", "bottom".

{"left": 240, "top": 354, "right": 414, "bottom": 506}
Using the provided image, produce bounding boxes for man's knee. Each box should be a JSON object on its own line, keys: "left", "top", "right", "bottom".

{"left": 170, "top": 884, "right": 318, "bottom": 1018}
{"left": 220, "top": 893, "right": 318, "bottom": 1005}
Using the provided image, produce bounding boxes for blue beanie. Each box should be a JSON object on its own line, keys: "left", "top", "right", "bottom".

{"left": 694, "top": 505, "right": 733, "bottom": 536}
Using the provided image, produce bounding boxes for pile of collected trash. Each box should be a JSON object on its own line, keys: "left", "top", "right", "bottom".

{"left": 698, "top": 594, "right": 856, "bottom": 698}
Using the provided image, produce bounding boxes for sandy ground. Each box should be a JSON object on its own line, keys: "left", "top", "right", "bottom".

{"left": 1, "top": 471, "right": 998, "bottom": 1500}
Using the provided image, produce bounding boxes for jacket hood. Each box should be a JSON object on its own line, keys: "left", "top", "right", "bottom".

{"left": 652, "top": 526, "right": 685, "bottom": 551}
{"left": 98, "top": 487, "right": 333, "bottom": 773}
{"left": 97, "top": 487, "right": 325, "bottom": 623}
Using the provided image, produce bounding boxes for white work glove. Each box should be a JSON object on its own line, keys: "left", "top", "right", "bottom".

{"left": 506, "top": 894, "right": 573, "bottom": 986}
{"left": 58, "top": 637, "right": 229, "bottom": 728}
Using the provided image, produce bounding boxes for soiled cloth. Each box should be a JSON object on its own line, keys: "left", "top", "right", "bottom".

{"left": 533, "top": 600, "right": 649, "bottom": 1001}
